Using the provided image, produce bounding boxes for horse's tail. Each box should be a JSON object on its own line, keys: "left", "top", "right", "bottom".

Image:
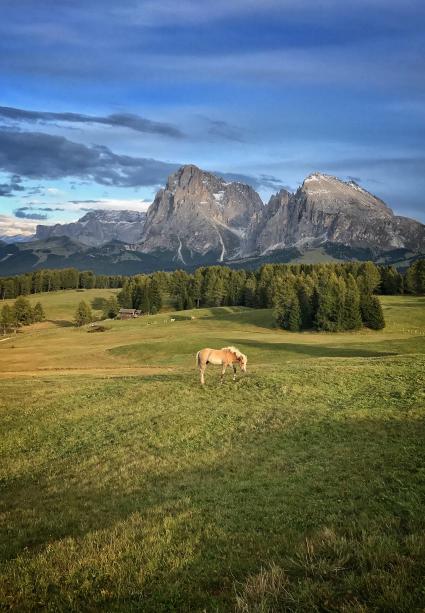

{"left": 196, "top": 351, "right": 200, "bottom": 368}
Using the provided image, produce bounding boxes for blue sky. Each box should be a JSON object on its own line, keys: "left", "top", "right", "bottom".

{"left": 1, "top": 0, "right": 424, "bottom": 236}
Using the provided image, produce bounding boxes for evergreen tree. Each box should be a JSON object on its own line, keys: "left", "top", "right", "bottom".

{"left": 380, "top": 266, "right": 403, "bottom": 295}
{"left": 405, "top": 259, "right": 425, "bottom": 295}
{"left": 1, "top": 304, "right": 17, "bottom": 334}
{"left": 79, "top": 271, "right": 96, "bottom": 289}
{"left": 244, "top": 276, "right": 257, "bottom": 307}
{"left": 33, "top": 302, "right": 45, "bottom": 322}
{"left": 314, "top": 273, "right": 344, "bottom": 332}
{"left": 287, "top": 294, "right": 301, "bottom": 331}
{"left": 14, "top": 296, "right": 34, "bottom": 325}
{"left": 103, "top": 296, "right": 120, "bottom": 319}
{"left": 360, "top": 294, "right": 385, "bottom": 329}
{"left": 74, "top": 301, "right": 92, "bottom": 327}
{"left": 342, "top": 274, "right": 362, "bottom": 330}
{"left": 140, "top": 291, "right": 150, "bottom": 314}
{"left": 297, "top": 278, "right": 314, "bottom": 329}
{"left": 148, "top": 278, "right": 162, "bottom": 313}
{"left": 118, "top": 281, "right": 134, "bottom": 308}
{"left": 358, "top": 261, "right": 381, "bottom": 294}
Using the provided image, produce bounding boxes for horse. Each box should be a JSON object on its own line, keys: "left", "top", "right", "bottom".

{"left": 196, "top": 346, "right": 247, "bottom": 385}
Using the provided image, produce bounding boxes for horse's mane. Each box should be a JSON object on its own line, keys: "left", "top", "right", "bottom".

{"left": 221, "top": 346, "right": 246, "bottom": 359}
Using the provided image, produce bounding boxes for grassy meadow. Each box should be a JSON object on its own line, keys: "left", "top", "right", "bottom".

{"left": 1, "top": 290, "right": 424, "bottom": 611}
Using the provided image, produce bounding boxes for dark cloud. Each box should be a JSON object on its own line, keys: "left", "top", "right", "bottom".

{"left": 0, "top": 128, "right": 285, "bottom": 195}
{"left": 0, "top": 174, "right": 25, "bottom": 197}
{"left": 14, "top": 207, "right": 48, "bottom": 220}
{"left": 0, "top": 129, "right": 180, "bottom": 187}
{"left": 0, "top": 106, "right": 184, "bottom": 139}
{"left": 205, "top": 118, "right": 245, "bottom": 143}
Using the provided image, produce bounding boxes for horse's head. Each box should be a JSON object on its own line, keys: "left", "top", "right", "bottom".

{"left": 237, "top": 353, "right": 247, "bottom": 373}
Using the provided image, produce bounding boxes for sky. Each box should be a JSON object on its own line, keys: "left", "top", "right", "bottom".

{"left": 0, "top": 0, "right": 425, "bottom": 237}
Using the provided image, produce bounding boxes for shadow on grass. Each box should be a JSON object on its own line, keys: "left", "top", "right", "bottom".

{"left": 201, "top": 307, "right": 275, "bottom": 329}
{"left": 48, "top": 319, "right": 74, "bottom": 328}
{"left": 2, "top": 401, "right": 424, "bottom": 610}
{"left": 227, "top": 338, "right": 395, "bottom": 359}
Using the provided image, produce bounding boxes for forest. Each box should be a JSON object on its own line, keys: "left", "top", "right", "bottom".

{"left": 1, "top": 260, "right": 424, "bottom": 333}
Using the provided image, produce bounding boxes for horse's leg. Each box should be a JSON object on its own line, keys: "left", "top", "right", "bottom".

{"left": 220, "top": 363, "right": 227, "bottom": 384}
{"left": 200, "top": 365, "right": 205, "bottom": 385}
{"left": 233, "top": 364, "right": 237, "bottom": 381}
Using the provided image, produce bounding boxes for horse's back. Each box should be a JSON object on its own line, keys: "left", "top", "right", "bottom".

{"left": 197, "top": 348, "right": 223, "bottom": 366}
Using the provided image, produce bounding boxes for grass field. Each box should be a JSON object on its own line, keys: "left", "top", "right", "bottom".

{"left": 1, "top": 291, "right": 424, "bottom": 611}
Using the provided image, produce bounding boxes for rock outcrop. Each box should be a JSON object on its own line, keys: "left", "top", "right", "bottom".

{"left": 139, "top": 165, "right": 263, "bottom": 262}
{"left": 253, "top": 173, "right": 425, "bottom": 254}
{"left": 36, "top": 209, "right": 147, "bottom": 247}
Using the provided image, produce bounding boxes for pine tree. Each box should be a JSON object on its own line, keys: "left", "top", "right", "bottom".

{"left": 118, "top": 281, "right": 133, "bottom": 308}
{"left": 314, "top": 273, "right": 344, "bottom": 331}
{"left": 405, "top": 260, "right": 425, "bottom": 295}
{"left": 140, "top": 291, "right": 150, "bottom": 314}
{"left": 74, "top": 301, "right": 92, "bottom": 327}
{"left": 287, "top": 294, "right": 301, "bottom": 331}
{"left": 1, "top": 304, "right": 17, "bottom": 334}
{"left": 14, "top": 296, "right": 34, "bottom": 325}
{"left": 342, "top": 274, "right": 362, "bottom": 330}
{"left": 297, "top": 278, "right": 314, "bottom": 330}
{"left": 103, "top": 296, "right": 120, "bottom": 319}
{"left": 358, "top": 261, "right": 381, "bottom": 294}
{"left": 244, "top": 276, "right": 257, "bottom": 307}
{"left": 148, "top": 278, "right": 162, "bottom": 314}
{"left": 360, "top": 294, "right": 385, "bottom": 330}
{"left": 32, "top": 302, "right": 45, "bottom": 322}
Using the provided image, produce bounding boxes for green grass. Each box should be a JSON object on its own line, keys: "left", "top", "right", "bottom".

{"left": 0, "top": 293, "right": 424, "bottom": 611}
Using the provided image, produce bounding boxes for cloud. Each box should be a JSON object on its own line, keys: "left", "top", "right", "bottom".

{"left": 14, "top": 207, "right": 48, "bottom": 220}
{"left": 217, "top": 171, "right": 286, "bottom": 191}
{"left": 0, "top": 214, "right": 38, "bottom": 237}
{"left": 204, "top": 118, "right": 245, "bottom": 142}
{"left": 0, "top": 128, "right": 284, "bottom": 194}
{"left": 0, "top": 174, "right": 25, "bottom": 197}
{"left": 0, "top": 129, "right": 181, "bottom": 187}
{"left": 0, "top": 106, "right": 184, "bottom": 139}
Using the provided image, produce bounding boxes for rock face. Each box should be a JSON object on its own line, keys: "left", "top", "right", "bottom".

{"left": 254, "top": 173, "right": 425, "bottom": 254}
{"left": 140, "top": 165, "right": 263, "bottom": 262}
{"left": 36, "top": 209, "right": 147, "bottom": 247}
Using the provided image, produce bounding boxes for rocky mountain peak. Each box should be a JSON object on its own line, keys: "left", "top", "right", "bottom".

{"left": 140, "top": 164, "right": 263, "bottom": 262}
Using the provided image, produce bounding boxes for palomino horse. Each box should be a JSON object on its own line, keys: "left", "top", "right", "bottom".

{"left": 196, "top": 346, "right": 247, "bottom": 385}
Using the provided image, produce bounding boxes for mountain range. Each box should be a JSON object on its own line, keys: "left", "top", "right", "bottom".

{"left": 1, "top": 164, "right": 424, "bottom": 275}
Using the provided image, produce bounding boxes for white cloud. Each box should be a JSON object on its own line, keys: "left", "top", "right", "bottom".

{"left": 0, "top": 215, "right": 38, "bottom": 237}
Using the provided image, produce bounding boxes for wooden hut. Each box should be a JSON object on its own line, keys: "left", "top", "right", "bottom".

{"left": 118, "top": 308, "right": 141, "bottom": 320}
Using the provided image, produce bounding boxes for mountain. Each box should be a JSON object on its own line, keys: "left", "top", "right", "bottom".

{"left": 140, "top": 165, "right": 263, "bottom": 263}
{"left": 36, "top": 209, "right": 147, "bottom": 247}
{"left": 253, "top": 173, "right": 425, "bottom": 255}
{"left": 1, "top": 166, "right": 424, "bottom": 275}
{"left": 0, "top": 234, "right": 34, "bottom": 244}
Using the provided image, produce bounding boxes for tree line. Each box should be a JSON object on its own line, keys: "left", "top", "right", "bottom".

{"left": 1, "top": 260, "right": 423, "bottom": 333}
{"left": 117, "top": 262, "right": 397, "bottom": 331}
{"left": 0, "top": 268, "right": 124, "bottom": 300}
